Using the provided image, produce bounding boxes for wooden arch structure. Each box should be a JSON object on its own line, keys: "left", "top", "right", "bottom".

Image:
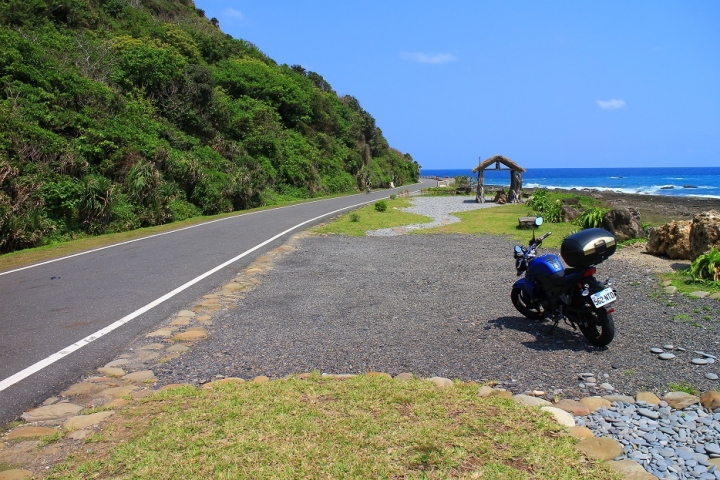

{"left": 472, "top": 155, "right": 526, "bottom": 204}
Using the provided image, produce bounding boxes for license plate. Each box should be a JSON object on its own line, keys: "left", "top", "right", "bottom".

{"left": 591, "top": 288, "right": 616, "bottom": 308}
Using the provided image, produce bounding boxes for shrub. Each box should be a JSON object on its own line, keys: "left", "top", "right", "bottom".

{"left": 374, "top": 200, "right": 387, "bottom": 212}
{"left": 688, "top": 246, "right": 720, "bottom": 282}
{"left": 576, "top": 207, "right": 609, "bottom": 229}
{"left": 526, "top": 189, "right": 561, "bottom": 223}
{"left": 349, "top": 212, "right": 360, "bottom": 222}
{"left": 389, "top": 194, "right": 396, "bottom": 200}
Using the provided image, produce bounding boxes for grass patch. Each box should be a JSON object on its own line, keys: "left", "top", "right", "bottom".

{"left": 416, "top": 203, "right": 578, "bottom": 249}
{"left": 660, "top": 271, "right": 720, "bottom": 298}
{"left": 312, "top": 198, "right": 432, "bottom": 236}
{"left": 47, "top": 374, "right": 616, "bottom": 479}
{"left": 667, "top": 381, "right": 698, "bottom": 396}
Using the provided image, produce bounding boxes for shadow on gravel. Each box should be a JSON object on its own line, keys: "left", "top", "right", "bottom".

{"left": 487, "top": 315, "right": 603, "bottom": 353}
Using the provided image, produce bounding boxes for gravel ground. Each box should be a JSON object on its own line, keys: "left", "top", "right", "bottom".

{"left": 154, "top": 228, "right": 720, "bottom": 400}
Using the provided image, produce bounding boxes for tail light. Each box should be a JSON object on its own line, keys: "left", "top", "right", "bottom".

{"left": 583, "top": 267, "right": 597, "bottom": 277}
{"left": 607, "top": 308, "right": 615, "bottom": 314}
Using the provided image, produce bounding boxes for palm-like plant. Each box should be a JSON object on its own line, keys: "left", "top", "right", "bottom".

{"left": 688, "top": 246, "right": 720, "bottom": 282}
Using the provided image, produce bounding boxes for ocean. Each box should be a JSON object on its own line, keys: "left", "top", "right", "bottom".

{"left": 420, "top": 167, "right": 720, "bottom": 199}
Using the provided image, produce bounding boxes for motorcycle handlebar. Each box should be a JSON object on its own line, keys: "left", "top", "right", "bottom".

{"left": 538, "top": 232, "right": 552, "bottom": 241}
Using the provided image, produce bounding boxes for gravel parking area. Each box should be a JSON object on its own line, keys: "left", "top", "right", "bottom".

{"left": 154, "top": 231, "right": 720, "bottom": 400}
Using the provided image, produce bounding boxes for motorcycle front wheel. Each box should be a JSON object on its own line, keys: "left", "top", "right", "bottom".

{"left": 577, "top": 308, "right": 615, "bottom": 346}
{"left": 510, "top": 287, "right": 545, "bottom": 320}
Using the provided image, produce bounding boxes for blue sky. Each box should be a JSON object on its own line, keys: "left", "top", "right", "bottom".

{"left": 194, "top": 1, "right": 719, "bottom": 169}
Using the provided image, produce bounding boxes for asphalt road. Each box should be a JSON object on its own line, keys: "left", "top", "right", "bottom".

{"left": 0, "top": 179, "right": 437, "bottom": 424}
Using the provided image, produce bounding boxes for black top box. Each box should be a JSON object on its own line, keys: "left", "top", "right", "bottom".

{"left": 560, "top": 228, "right": 617, "bottom": 267}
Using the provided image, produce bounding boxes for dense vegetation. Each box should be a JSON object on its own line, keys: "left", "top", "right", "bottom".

{"left": 0, "top": 0, "right": 419, "bottom": 253}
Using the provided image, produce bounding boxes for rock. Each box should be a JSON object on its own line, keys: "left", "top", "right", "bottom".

{"left": 166, "top": 344, "right": 190, "bottom": 353}
{"left": 97, "top": 367, "right": 125, "bottom": 377}
{"left": 98, "top": 386, "right": 137, "bottom": 398}
{"left": 0, "top": 470, "right": 34, "bottom": 480}
{"left": 394, "top": 373, "right": 413, "bottom": 381}
{"left": 61, "top": 382, "right": 102, "bottom": 397}
{"left": 664, "top": 286, "right": 678, "bottom": 294}
{"left": 701, "top": 391, "right": 720, "bottom": 410}
{"left": 21, "top": 403, "right": 84, "bottom": 422}
{"left": 494, "top": 192, "right": 507, "bottom": 204}
{"left": 689, "top": 291, "right": 710, "bottom": 299}
{"left": 567, "top": 426, "right": 594, "bottom": 440}
{"left": 664, "top": 391, "right": 700, "bottom": 409}
{"left": 123, "top": 370, "right": 156, "bottom": 382}
{"left": 554, "top": 399, "right": 590, "bottom": 416}
{"left": 647, "top": 220, "right": 692, "bottom": 259}
{"left": 252, "top": 376, "right": 270, "bottom": 383}
{"left": 561, "top": 205, "right": 580, "bottom": 223}
{"left": 575, "top": 437, "right": 624, "bottom": 460}
{"left": 176, "top": 310, "right": 195, "bottom": 317}
{"left": 512, "top": 394, "right": 551, "bottom": 408}
{"left": 602, "top": 394, "right": 635, "bottom": 404}
{"left": 477, "top": 386, "right": 495, "bottom": 398}
{"left": 145, "top": 328, "right": 174, "bottom": 338}
{"left": 693, "top": 357, "right": 710, "bottom": 364}
{"left": 67, "top": 429, "right": 90, "bottom": 440}
{"left": 635, "top": 392, "right": 661, "bottom": 405}
{"left": 427, "top": 377, "right": 453, "bottom": 388}
{"left": 602, "top": 207, "right": 644, "bottom": 241}
{"left": 6, "top": 426, "right": 58, "bottom": 440}
{"left": 104, "top": 359, "right": 131, "bottom": 367}
{"left": 606, "top": 459, "right": 657, "bottom": 479}
{"left": 689, "top": 210, "right": 720, "bottom": 260}
{"left": 650, "top": 347, "right": 664, "bottom": 354}
{"left": 64, "top": 411, "right": 115, "bottom": 430}
{"left": 710, "top": 292, "right": 720, "bottom": 300}
{"left": 658, "top": 353, "right": 676, "bottom": 360}
{"left": 540, "top": 406, "right": 575, "bottom": 427}
{"left": 202, "top": 378, "right": 246, "bottom": 389}
{"left": 599, "top": 383, "right": 614, "bottom": 391}
{"left": 169, "top": 317, "right": 190, "bottom": 326}
{"left": 174, "top": 329, "right": 208, "bottom": 342}
{"left": 579, "top": 396, "right": 612, "bottom": 412}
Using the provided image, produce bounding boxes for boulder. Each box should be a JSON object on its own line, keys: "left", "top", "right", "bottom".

{"left": 689, "top": 210, "right": 720, "bottom": 260}
{"left": 646, "top": 220, "right": 692, "bottom": 259}
{"left": 560, "top": 205, "right": 580, "bottom": 223}
{"left": 601, "top": 207, "right": 644, "bottom": 241}
{"left": 494, "top": 192, "right": 507, "bottom": 204}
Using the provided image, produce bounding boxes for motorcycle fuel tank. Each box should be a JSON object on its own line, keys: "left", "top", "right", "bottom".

{"left": 527, "top": 253, "right": 564, "bottom": 279}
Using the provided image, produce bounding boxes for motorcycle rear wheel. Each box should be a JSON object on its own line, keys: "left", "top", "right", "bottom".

{"left": 511, "top": 287, "right": 545, "bottom": 320}
{"left": 578, "top": 308, "right": 615, "bottom": 346}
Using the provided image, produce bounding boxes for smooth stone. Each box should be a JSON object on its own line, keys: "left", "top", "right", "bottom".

{"left": 60, "top": 382, "right": 102, "bottom": 397}
{"left": 176, "top": 310, "right": 195, "bottom": 317}
{"left": 599, "top": 383, "right": 614, "bottom": 391}
{"left": 98, "top": 386, "right": 137, "bottom": 398}
{"left": 0, "top": 470, "right": 34, "bottom": 480}
{"left": 706, "top": 444, "right": 720, "bottom": 455}
{"left": 702, "top": 392, "right": 720, "bottom": 410}
{"left": 659, "top": 353, "right": 676, "bottom": 360}
{"left": 664, "top": 286, "right": 679, "bottom": 294}
{"left": 651, "top": 347, "right": 665, "bottom": 354}
{"left": 638, "top": 408, "right": 660, "bottom": 419}
{"left": 169, "top": 317, "right": 190, "bottom": 326}
{"left": 567, "top": 426, "right": 595, "bottom": 440}
{"left": 122, "top": 370, "right": 156, "bottom": 382}
{"left": 6, "top": 426, "right": 58, "bottom": 440}
{"left": 104, "top": 359, "right": 131, "bottom": 367}
{"left": 690, "top": 291, "right": 711, "bottom": 298}
{"left": 174, "top": 329, "right": 208, "bottom": 341}
{"left": 166, "top": 344, "right": 190, "bottom": 353}
{"left": 64, "top": 411, "right": 115, "bottom": 430}
{"left": 554, "top": 399, "right": 590, "bottom": 416}
{"left": 636, "top": 392, "right": 662, "bottom": 405}
{"left": 21, "top": 403, "right": 84, "bottom": 422}
{"left": 145, "top": 328, "right": 173, "bottom": 338}
{"left": 540, "top": 406, "right": 575, "bottom": 427}
{"left": 694, "top": 358, "right": 710, "bottom": 365}
{"left": 97, "top": 367, "right": 125, "bottom": 377}
{"left": 663, "top": 344, "right": 674, "bottom": 350}
{"left": 664, "top": 391, "right": 700, "bottom": 409}
{"left": 512, "top": 394, "right": 551, "bottom": 407}
{"left": 576, "top": 437, "right": 624, "bottom": 460}
{"left": 394, "top": 373, "right": 413, "bottom": 381}
{"left": 427, "top": 377, "right": 453, "bottom": 388}
{"left": 602, "top": 395, "right": 635, "bottom": 404}
{"left": 580, "top": 396, "right": 612, "bottom": 412}
{"left": 707, "top": 373, "right": 720, "bottom": 380}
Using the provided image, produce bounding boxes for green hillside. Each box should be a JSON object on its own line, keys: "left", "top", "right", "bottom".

{"left": 0, "top": 0, "right": 419, "bottom": 253}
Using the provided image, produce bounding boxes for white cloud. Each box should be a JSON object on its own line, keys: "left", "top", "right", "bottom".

{"left": 400, "top": 52, "right": 458, "bottom": 64}
{"left": 223, "top": 8, "right": 244, "bottom": 20}
{"left": 596, "top": 99, "right": 626, "bottom": 110}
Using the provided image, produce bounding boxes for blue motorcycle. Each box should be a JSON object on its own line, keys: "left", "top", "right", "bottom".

{"left": 511, "top": 218, "right": 618, "bottom": 346}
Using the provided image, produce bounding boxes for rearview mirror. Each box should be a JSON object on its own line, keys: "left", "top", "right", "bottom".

{"left": 535, "top": 217, "right": 544, "bottom": 226}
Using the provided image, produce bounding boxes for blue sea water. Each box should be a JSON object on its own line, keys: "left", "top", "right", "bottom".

{"left": 420, "top": 167, "right": 720, "bottom": 199}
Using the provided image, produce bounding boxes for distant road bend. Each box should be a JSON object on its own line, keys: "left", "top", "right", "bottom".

{"left": 0, "top": 179, "right": 435, "bottom": 423}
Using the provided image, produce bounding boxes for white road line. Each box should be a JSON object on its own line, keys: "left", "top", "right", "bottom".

{"left": 0, "top": 193, "right": 369, "bottom": 277}
{"left": 0, "top": 197, "right": 380, "bottom": 392}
